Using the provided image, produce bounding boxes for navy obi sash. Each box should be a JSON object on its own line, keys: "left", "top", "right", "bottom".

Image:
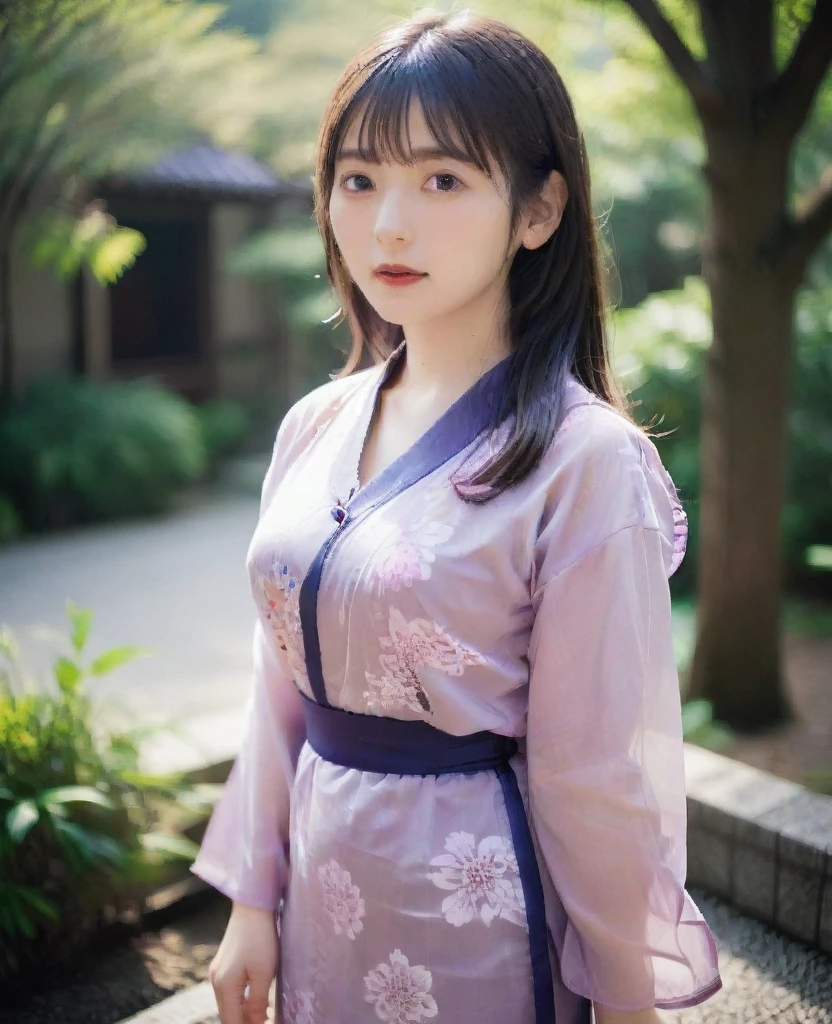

{"left": 298, "top": 691, "right": 557, "bottom": 1024}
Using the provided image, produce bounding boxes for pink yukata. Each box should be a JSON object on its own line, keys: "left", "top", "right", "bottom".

{"left": 191, "top": 339, "right": 722, "bottom": 1024}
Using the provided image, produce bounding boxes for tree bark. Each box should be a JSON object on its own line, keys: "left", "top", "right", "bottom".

{"left": 686, "top": 123, "right": 798, "bottom": 727}
{"left": 0, "top": 232, "right": 13, "bottom": 407}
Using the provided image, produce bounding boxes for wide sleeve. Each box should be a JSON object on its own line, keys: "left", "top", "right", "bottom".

{"left": 189, "top": 409, "right": 309, "bottom": 912}
{"left": 525, "top": 410, "right": 722, "bottom": 1011}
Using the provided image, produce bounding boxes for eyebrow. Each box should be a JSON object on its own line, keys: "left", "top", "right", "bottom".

{"left": 334, "top": 145, "right": 475, "bottom": 165}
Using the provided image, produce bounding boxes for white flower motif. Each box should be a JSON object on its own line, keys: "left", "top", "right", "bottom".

{"left": 368, "top": 488, "right": 455, "bottom": 594}
{"left": 363, "top": 948, "right": 438, "bottom": 1023}
{"left": 317, "top": 858, "right": 365, "bottom": 939}
{"left": 282, "top": 988, "right": 315, "bottom": 1024}
{"left": 429, "top": 831, "right": 526, "bottom": 928}
{"left": 364, "top": 608, "right": 486, "bottom": 714}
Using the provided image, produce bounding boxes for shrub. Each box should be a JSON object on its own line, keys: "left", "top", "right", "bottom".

{"left": 0, "top": 600, "right": 212, "bottom": 988}
{"left": 194, "top": 398, "right": 250, "bottom": 471}
{"left": 0, "top": 493, "right": 21, "bottom": 544}
{"left": 0, "top": 375, "right": 207, "bottom": 532}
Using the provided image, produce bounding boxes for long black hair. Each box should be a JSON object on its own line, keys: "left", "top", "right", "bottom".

{"left": 313, "top": 8, "right": 636, "bottom": 503}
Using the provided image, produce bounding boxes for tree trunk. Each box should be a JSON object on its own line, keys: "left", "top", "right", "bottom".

{"left": 0, "top": 233, "right": 12, "bottom": 408}
{"left": 687, "top": 126, "right": 798, "bottom": 728}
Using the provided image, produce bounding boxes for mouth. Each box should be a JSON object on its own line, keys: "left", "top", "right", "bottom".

{"left": 373, "top": 265, "right": 428, "bottom": 287}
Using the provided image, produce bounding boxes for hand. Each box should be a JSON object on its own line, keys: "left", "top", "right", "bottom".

{"left": 593, "top": 1004, "right": 675, "bottom": 1024}
{"left": 209, "top": 902, "right": 280, "bottom": 1024}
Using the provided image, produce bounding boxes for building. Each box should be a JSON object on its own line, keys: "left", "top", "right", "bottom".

{"left": 9, "top": 142, "right": 312, "bottom": 405}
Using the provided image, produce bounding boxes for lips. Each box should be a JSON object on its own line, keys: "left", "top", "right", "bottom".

{"left": 373, "top": 264, "right": 428, "bottom": 288}
{"left": 374, "top": 264, "right": 427, "bottom": 278}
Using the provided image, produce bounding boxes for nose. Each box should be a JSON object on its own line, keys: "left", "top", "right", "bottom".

{"left": 374, "top": 188, "right": 413, "bottom": 247}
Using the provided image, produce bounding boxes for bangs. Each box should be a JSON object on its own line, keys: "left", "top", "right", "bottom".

{"left": 331, "top": 47, "right": 508, "bottom": 176}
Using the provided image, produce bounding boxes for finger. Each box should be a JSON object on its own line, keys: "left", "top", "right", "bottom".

{"left": 244, "top": 972, "right": 273, "bottom": 1024}
{"left": 213, "top": 974, "right": 246, "bottom": 1024}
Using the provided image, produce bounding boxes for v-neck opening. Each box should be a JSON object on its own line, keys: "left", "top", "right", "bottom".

{"left": 349, "top": 341, "right": 514, "bottom": 507}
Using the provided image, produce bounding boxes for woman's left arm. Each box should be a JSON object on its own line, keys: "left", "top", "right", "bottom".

{"left": 525, "top": 520, "right": 722, "bottom": 1013}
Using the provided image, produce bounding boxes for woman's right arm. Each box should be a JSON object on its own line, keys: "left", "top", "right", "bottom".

{"left": 190, "top": 616, "right": 307, "bottom": 910}
{"left": 190, "top": 407, "right": 311, "bottom": 1024}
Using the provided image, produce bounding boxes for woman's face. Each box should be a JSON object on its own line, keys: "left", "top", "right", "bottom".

{"left": 329, "top": 98, "right": 520, "bottom": 329}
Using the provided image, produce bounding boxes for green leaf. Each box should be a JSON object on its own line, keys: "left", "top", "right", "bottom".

{"left": 41, "top": 785, "right": 116, "bottom": 811}
{"left": 89, "top": 646, "right": 149, "bottom": 675}
{"left": 90, "top": 227, "right": 147, "bottom": 285}
{"left": 15, "top": 886, "right": 60, "bottom": 922}
{"left": 52, "top": 819, "right": 127, "bottom": 866}
{"left": 117, "top": 769, "right": 185, "bottom": 792}
{"left": 54, "top": 655, "right": 82, "bottom": 696}
{"left": 67, "top": 605, "right": 93, "bottom": 654}
{"left": 6, "top": 800, "right": 40, "bottom": 842}
{"left": 139, "top": 831, "right": 200, "bottom": 860}
{"left": 0, "top": 888, "right": 36, "bottom": 939}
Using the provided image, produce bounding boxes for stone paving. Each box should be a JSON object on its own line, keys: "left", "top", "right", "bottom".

{"left": 0, "top": 460, "right": 269, "bottom": 730}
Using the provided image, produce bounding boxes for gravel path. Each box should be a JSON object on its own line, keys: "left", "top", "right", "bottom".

{"left": 1, "top": 887, "right": 829, "bottom": 1024}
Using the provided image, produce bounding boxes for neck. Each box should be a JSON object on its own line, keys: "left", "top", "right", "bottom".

{"left": 394, "top": 287, "right": 512, "bottom": 400}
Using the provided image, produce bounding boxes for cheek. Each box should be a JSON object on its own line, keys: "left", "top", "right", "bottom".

{"left": 328, "top": 195, "right": 362, "bottom": 255}
{"left": 429, "top": 197, "right": 511, "bottom": 266}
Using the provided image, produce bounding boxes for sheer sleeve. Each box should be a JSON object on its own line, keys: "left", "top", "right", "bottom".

{"left": 525, "top": 407, "right": 722, "bottom": 1011}
{"left": 189, "top": 407, "right": 310, "bottom": 912}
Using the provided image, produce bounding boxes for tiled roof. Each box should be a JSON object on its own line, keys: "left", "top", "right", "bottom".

{"left": 109, "top": 142, "right": 309, "bottom": 199}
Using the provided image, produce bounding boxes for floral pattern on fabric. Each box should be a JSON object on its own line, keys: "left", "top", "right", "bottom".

{"left": 364, "top": 608, "right": 486, "bottom": 714}
{"left": 364, "top": 948, "right": 438, "bottom": 1023}
{"left": 318, "top": 858, "right": 365, "bottom": 939}
{"left": 367, "top": 487, "right": 456, "bottom": 595}
{"left": 429, "top": 831, "right": 526, "bottom": 928}
{"left": 282, "top": 989, "right": 315, "bottom": 1024}
{"left": 251, "top": 563, "right": 310, "bottom": 694}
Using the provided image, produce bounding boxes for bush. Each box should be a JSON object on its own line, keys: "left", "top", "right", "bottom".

{"left": 0, "top": 375, "right": 207, "bottom": 532}
{"left": 0, "top": 600, "right": 213, "bottom": 988}
{"left": 0, "top": 492, "right": 21, "bottom": 544}
{"left": 194, "top": 398, "right": 250, "bottom": 471}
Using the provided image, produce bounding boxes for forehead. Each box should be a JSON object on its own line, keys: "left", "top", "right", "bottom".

{"left": 333, "top": 94, "right": 497, "bottom": 176}
{"left": 338, "top": 97, "right": 436, "bottom": 150}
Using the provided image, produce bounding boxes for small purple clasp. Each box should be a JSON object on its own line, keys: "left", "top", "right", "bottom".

{"left": 330, "top": 487, "right": 356, "bottom": 526}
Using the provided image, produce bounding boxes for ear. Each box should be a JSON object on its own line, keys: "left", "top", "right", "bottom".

{"left": 520, "top": 170, "right": 569, "bottom": 251}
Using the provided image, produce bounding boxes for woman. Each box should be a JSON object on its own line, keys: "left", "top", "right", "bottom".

{"left": 192, "top": 9, "right": 722, "bottom": 1024}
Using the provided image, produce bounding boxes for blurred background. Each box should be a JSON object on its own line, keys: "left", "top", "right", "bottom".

{"left": 0, "top": 1, "right": 830, "bottom": 1021}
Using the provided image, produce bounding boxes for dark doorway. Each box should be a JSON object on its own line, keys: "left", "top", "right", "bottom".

{"left": 111, "top": 217, "right": 203, "bottom": 362}
{"left": 106, "top": 202, "right": 214, "bottom": 399}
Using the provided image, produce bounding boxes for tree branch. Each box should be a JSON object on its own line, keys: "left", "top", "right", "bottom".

{"left": 788, "top": 166, "right": 832, "bottom": 277}
{"left": 766, "top": 0, "right": 832, "bottom": 142}
{"left": 619, "top": 0, "right": 719, "bottom": 117}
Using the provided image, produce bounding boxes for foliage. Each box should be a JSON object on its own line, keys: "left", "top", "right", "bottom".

{"left": 29, "top": 204, "right": 146, "bottom": 285}
{"left": 0, "top": 492, "right": 21, "bottom": 544}
{"left": 0, "top": 601, "right": 212, "bottom": 986}
{"left": 194, "top": 398, "right": 251, "bottom": 468}
{"left": 228, "top": 218, "right": 350, "bottom": 389}
{"left": 0, "top": 375, "right": 207, "bottom": 532}
{"left": 195, "top": 0, "right": 300, "bottom": 38}
{"left": 0, "top": 0, "right": 285, "bottom": 279}
{"left": 680, "top": 699, "right": 733, "bottom": 752}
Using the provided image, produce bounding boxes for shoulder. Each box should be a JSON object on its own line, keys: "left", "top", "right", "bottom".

{"left": 545, "top": 378, "right": 647, "bottom": 485}
{"left": 273, "top": 364, "right": 377, "bottom": 461}
{"left": 532, "top": 376, "right": 688, "bottom": 580}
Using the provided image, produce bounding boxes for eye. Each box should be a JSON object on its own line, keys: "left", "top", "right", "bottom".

{"left": 428, "top": 173, "right": 463, "bottom": 193}
{"left": 340, "top": 173, "right": 373, "bottom": 193}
